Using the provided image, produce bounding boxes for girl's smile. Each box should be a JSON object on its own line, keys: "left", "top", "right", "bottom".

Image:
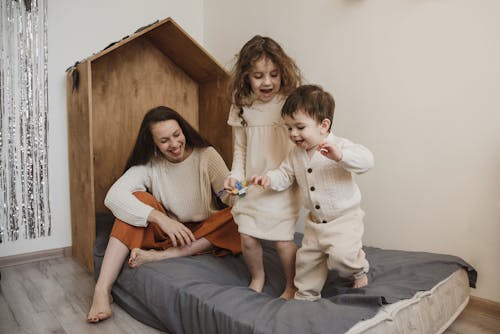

{"left": 248, "top": 56, "right": 281, "bottom": 103}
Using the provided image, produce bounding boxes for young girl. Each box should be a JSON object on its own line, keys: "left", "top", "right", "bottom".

{"left": 224, "top": 35, "right": 302, "bottom": 299}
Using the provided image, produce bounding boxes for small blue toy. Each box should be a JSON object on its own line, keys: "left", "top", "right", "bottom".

{"left": 232, "top": 181, "right": 248, "bottom": 197}
{"left": 233, "top": 181, "right": 248, "bottom": 197}
{"left": 216, "top": 180, "right": 249, "bottom": 198}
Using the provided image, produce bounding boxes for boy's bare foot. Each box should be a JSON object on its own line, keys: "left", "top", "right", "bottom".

{"left": 279, "top": 286, "right": 297, "bottom": 300}
{"left": 353, "top": 273, "right": 368, "bottom": 288}
{"left": 87, "top": 287, "right": 112, "bottom": 323}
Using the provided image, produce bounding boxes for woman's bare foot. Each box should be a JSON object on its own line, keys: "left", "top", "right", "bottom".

{"left": 279, "top": 286, "right": 297, "bottom": 300}
{"left": 353, "top": 273, "right": 368, "bottom": 288}
{"left": 248, "top": 275, "right": 265, "bottom": 293}
{"left": 87, "top": 287, "right": 112, "bottom": 323}
{"left": 129, "top": 248, "right": 164, "bottom": 268}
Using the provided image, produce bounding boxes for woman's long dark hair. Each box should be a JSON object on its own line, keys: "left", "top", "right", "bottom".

{"left": 124, "top": 106, "right": 211, "bottom": 171}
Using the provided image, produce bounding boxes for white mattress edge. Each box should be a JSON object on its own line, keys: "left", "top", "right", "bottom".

{"left": 345, "top": 268, "right": 469, "bottom": 334}
{"left": 434, "top": 295, "right": 469, "bottom": 334}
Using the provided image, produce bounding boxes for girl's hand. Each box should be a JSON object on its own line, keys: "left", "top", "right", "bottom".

{"left": 317, "top": 142, "right": 343, "bottom": 161}
{"left": 148, "top": 210, "right": 196, "bottom": 247}
{"left": 250, "top": 175, "right": 271, "bottom": 189}
{"left": 224, "top": 177, "right": 238, "bottom": 193}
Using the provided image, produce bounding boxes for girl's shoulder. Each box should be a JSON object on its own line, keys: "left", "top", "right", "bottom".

{"left": 227, "top": 104, "right": 244, "bottom": 127}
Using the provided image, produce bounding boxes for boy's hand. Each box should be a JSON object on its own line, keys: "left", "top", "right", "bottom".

{"left": 224, "top": 177, "right": 238, "bottom": 193}
{"left": 249, "top": 175, "right": 271, "bottom": 189}
{"left": 318, "top": 142, "right": 343, "bottom": 161}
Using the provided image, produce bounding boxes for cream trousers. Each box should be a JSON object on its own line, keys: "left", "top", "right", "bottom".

{"left": 294, "top": 208, "right": 369, "bottom": 301}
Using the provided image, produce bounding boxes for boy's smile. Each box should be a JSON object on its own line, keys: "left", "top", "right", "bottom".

{"left": 283, "top": 110, "right": 330, "bottom": 152}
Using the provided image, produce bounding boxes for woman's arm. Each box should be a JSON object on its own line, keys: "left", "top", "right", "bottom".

{"left": 104, "top": 165, "right": 154, "bottom": 227}
{"left": 205, "top": 147, "right": 234, "bottom": 206}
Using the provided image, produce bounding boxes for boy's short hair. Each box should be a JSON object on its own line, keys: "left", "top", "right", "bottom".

{"left": 282, "top": 85, "right": 335, "bottom": 128}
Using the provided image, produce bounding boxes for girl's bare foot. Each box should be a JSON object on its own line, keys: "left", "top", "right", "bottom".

{"left": 248, "top": 275, "right": 265, "bottom": 293}
{"left": 279, "top": 286, "right": 297, "bottom": 300}
{"left": 353, "top": 273, "right": 368, "bottom": 288}
{"left": 87, "top": 287, "right": 112, "bottom": 323}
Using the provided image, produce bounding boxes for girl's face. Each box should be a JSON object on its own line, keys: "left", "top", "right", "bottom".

{"left": 283, "top": 110, "right": 330, "bottom": 151}
{"left": 150, "top": 119, "right": 190, "bottom": 163}
{"left": 248, "top": 56, "right": 281, "bottom": 102}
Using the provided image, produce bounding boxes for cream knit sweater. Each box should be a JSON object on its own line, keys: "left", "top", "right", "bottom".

{"left": 104, "top": 147, "right": 231, "bottom": 227}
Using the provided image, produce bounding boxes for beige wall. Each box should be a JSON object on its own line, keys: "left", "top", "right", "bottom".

{"left": 204, "top": 0, "right": 500, "bottom": 302}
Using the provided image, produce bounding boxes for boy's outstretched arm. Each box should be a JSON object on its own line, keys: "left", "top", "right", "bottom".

{"left": 249, "top": 175, "right": 271, "bottom": 189}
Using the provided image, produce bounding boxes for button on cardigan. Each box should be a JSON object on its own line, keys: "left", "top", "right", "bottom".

{"left": 266, "top": 132, "right": 374, "bottom": 222}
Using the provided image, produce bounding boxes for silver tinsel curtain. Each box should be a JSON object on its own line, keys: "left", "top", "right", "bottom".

{"left": 0, "top": 0, "right": 50, "bottom": 243}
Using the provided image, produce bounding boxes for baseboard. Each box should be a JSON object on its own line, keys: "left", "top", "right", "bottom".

{"left": 0, "top": 247, "right": 72, "bottom": 268}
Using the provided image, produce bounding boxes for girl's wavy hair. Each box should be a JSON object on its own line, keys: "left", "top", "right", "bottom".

{"left": 228, "top": 35, "right": 302, "bottom": 108}
{"left": 124, "top": 106, "right": 211, "bottom": 171}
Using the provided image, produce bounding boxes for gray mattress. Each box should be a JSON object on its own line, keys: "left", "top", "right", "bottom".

{"left": 94, "top": 215, "right": 477, "bottom": 334}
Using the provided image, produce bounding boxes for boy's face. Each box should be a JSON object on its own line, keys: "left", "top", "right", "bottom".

{"left": 248, "top": 56, "right": 281, "bottom": 103}
{"left": 283, "top": 109, "right": 330, "bottom": 151}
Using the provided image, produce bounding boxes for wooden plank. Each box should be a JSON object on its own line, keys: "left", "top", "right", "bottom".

{"left": 91, "top": 37, "right": 199, "bottom": 214}
{"left": 66, "top": 61, "right": 96, "bottom": 272}
{"left": 0, "top": 290, "right": 20, "bottom": 333}
{"left": 199, "top": 79, "right": 232, "bottom": 165}
{"left": 444, "top": 296, "right": 500, "bottom": 333}
{"left": 81, "top": 18, "right": 227, "bottom": 84}
{"left": 145, "top": 19, "right": 227, "bottom": 83}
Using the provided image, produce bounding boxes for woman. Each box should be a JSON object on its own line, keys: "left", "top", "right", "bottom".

{"left": 87, "top": 106, "right": 241, "bottom": 323}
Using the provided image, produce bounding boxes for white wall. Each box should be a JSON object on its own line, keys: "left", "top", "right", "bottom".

{"left": 0, "top": 0, "right": 204, "bottom": 257}
{"left": 204, "top": 0, "right": 500, "bottom": 302}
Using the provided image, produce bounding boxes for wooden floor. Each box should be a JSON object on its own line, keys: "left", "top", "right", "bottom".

{"left": 0, "top": 256, "right": 499, "bottom": 334}
{"left": 0, "top": 256, "right": 166, "bottom": 334}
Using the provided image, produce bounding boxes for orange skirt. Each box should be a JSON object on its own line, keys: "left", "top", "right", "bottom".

{"left": 110, "top": 192, "right": 241, "bottom": 256}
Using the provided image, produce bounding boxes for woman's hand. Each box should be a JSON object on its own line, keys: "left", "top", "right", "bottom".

{"left": 148, "top": 210, "right": 196, "bottom": 247}
{"left": 224, "top": 177, "right": 239, "bottom": 193}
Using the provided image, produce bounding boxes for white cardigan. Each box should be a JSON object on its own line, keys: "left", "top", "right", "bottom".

{"left": 267, "top": 132, "right": 374, "bottom": 222}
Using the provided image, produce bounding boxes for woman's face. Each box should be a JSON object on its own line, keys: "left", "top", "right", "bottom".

{"left": 150, "top": 119, "right": 189, "bottom": 163}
